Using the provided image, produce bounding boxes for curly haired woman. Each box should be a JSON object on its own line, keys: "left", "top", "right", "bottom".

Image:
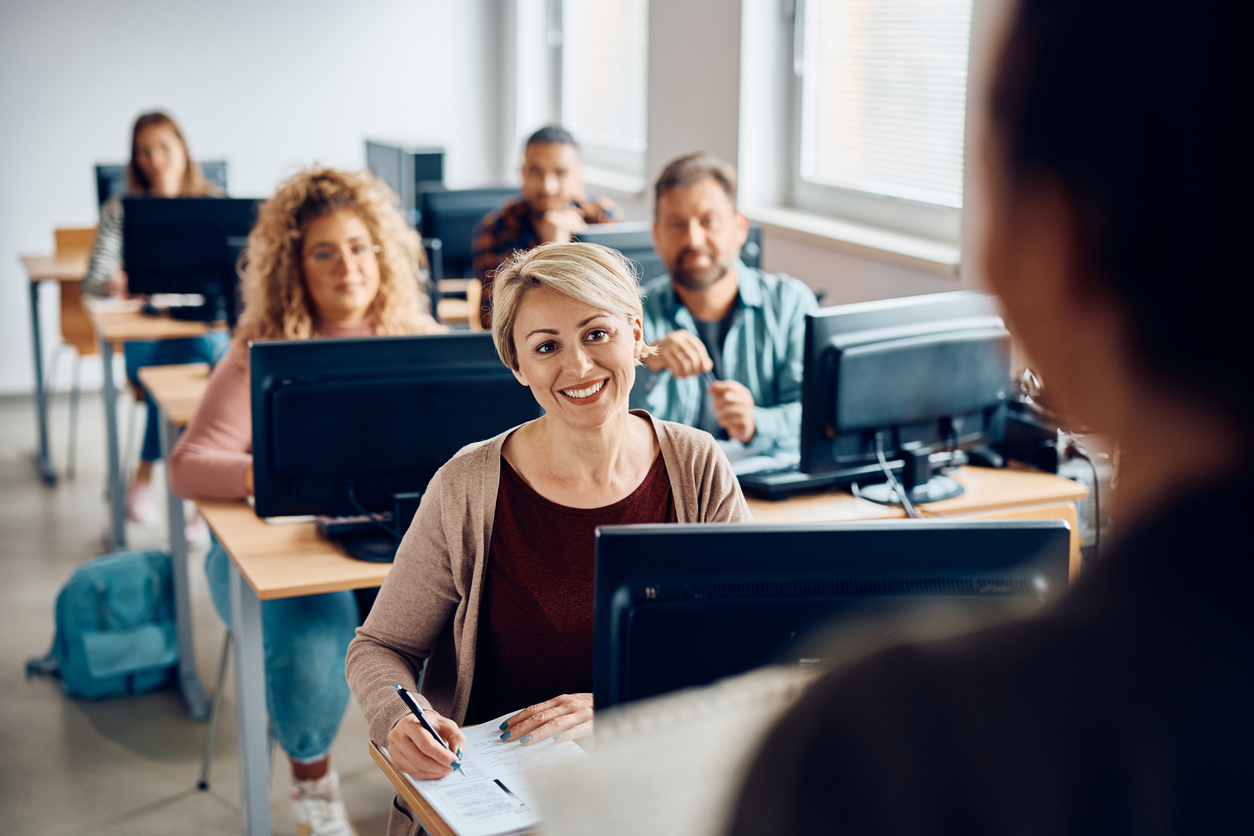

{"left": 170, "top": 166, "right": 441, "bottom": 836}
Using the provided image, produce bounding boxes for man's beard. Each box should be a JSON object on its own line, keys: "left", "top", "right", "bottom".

{"left": 670, "top": 249, "right": 731, "bottom": 291}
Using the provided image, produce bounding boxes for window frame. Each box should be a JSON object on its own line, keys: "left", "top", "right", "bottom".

{"left": 552, "top": 0, "right": 649, "bottom": 187}
{"left": 787, "top": 0, "right": 972, "bottom": 245}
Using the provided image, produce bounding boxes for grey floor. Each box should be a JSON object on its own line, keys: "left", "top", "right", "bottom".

{"left": 0, "top": 391, "right": 395, "bottom": 835}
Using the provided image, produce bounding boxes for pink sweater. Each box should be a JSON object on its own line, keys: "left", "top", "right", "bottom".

{"left": 168, "top": 319, "right": 377, "bottom": 500}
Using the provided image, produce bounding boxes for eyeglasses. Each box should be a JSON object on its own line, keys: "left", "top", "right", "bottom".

{"left": 305, "top": 243, "right": 381, "bottom": 270}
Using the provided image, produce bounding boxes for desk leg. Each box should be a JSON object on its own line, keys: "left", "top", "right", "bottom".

{"left": 100, "top": 338, "right": 127, "bottom": 550}
{"left": 230, "top": 561, "right": 272, "bottom": 836}
{"left": 160, "top": 410, "right": 209, "bottom": 721}
{"left": 28, "top": 280, "right": 57, "bottom": 485}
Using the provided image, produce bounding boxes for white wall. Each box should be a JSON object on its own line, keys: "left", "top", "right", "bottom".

{"left": 0, "top": 0, "right": 499, "bottom": 396}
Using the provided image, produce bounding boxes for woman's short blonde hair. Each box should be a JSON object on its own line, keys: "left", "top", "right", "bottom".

{"left": 231, "top": 167, "right": 432, "bottom": 358}
{"left": 491, "top": 242, "right": 656, "bottom": 371}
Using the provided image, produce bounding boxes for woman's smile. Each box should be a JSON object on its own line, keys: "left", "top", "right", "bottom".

{"left": 560, "top": 378, "right": 608, "bottom": 401}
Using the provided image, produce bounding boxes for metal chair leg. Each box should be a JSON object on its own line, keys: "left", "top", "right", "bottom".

{"left": 67, "top": 355, "right": 82, "bottom": 479}
{"left": 198, "top": 629, "right": 233, "bottom": 791}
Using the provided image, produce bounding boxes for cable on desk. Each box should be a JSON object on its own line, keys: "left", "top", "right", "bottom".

{"left": 876, "top": 434, "right": 921, "bottom": 519}
{"left": 345, "top": 482, "right": 400, "bottom": 541}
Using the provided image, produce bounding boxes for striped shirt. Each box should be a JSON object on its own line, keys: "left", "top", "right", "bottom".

{"left": 83, "top": 195, "right": 125, "bottom": 297}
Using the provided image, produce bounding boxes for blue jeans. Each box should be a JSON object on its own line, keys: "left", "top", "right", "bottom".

{"left": 125, "top": 333, "right": 229, "bottom": 462}
{"left": 205, "top": 539, "right": 360, "bottom": 761}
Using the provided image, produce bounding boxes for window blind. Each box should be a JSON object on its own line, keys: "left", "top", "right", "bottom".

{"left": 799, "top": 0, "right": 974, "bottom": 209}
{"left": 560, "top": 0, "right": 648, "bottom": 157}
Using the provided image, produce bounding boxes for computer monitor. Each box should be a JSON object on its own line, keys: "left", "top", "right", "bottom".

{"left": 122, "top": 197, "right": 260, "bottom": 324}
{"left": 419, "top": 187, "right": 519, "bottom": 279}
{"left": 574, "top": 221, "right": 763, "bottom": 283}
{"left": 772, "top": 291, "right": 1011, "bottom": 503}
{"left": 250, "top": 333, "right": 543, "bottom": 558}
{"left": 364, "top": 141, "right": 445, "bottom": 227}
{"left": 593, "top": 519, "right": 1071, "bottom": 709}
{"left": 95, "top": 161, "right": 229, "bottom": 208}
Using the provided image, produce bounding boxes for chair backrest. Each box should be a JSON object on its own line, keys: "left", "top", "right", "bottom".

{"left": 55, "top": 227, "right": 97, "bottom": 258}
{"left": 55, "top": 227, "right": 100, "bottom": 356}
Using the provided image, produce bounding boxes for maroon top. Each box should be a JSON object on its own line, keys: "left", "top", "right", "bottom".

{"left": 464, "top": 452, "right": 678, "bottom": 725}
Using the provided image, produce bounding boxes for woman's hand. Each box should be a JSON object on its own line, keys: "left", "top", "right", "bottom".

{"left": 387, "top": 708, "right": 468, "bottom": 779}
{"left": 499, "top": 693, "right": 593, "bottom": 745}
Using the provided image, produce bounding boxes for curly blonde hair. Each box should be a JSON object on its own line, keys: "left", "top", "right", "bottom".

{"left": 231, "top": 167, "right": 434, "bottom": 357}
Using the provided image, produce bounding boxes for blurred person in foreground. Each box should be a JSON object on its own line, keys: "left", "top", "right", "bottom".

{"left": 730, "top": 0, "right": 1254, "bottom": 832}
{"left": 471, "top": 126, "right": 623, "bottom": 327}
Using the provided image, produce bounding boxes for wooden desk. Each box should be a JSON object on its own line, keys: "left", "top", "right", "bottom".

{"left": 20, "top": 252, "right": 90, "bottom": 485}
{"left": 747, "top": 465, "right": 1089, "bottom": 577}
{"left": 139, "top": 363, "right": 213, "bottom": 722}
{"left": 198, "top": 499, "right": 389, "bottom": 836}
{"left": 88, "top": 300, "right": 220, "bottom": 550}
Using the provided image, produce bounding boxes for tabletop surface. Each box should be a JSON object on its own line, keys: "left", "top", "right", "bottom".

{"left": 197, "top": 499, "right": 391, "bottom": 600}
{"left": 137, "top": 363, "right": 211, "bottom": 427}
{"left": 745, "top": 464, "right": 1088, "bottom": 523}
{"left": 20, "top": 253, "right": 89, "bottom": 281}
{"left": 86, "top": 299, "right": 222, "bottom": 342}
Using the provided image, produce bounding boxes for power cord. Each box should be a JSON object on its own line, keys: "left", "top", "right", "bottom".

{"left": 876, "top": 434, "right": 921, "bottom": 519}
{"left": 345, "top": 482, "right": 400, "bottom": 541}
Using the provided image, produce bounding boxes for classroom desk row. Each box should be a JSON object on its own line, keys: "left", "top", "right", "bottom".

{"left": 18, "top": 245, "right": 481, "bottom": 500}
{"left": 135, "top": 361, "right": 1087, "bottom": 836}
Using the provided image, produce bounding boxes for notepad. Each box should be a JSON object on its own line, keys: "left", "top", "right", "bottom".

{"left": 381, "top": 710, "right": 590, "bottom": 836}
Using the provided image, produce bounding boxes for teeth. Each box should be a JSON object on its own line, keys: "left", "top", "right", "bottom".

{"left": 563, "top": 380, "right": 606, "bottom": 399}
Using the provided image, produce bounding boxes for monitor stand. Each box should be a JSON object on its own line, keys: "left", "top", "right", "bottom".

{"left": 858, "top": 448, "right": 966, "bottom": 506}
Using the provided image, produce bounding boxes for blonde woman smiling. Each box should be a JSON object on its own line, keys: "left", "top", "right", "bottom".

{"left": 346, "top": 242, "right": 751, "bottom": 836}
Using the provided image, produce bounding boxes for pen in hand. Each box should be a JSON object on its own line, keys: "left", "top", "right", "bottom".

{"left": 395, "top": 684, "right": 465, "bottom": 776}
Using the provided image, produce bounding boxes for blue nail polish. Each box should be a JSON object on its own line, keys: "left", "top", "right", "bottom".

{"left": 450, "top": 761, "right": 461, "bottom": 770}
{"left": 500, "top": 731, "right": 511, "bottom": 740}
{"left": 456, "top": 748, "right": 463, "bottom": 759}
{"left": 553, "top": 734, "right": 563, "bottom": 741}
{"left": 499, "top": 721, "right": 509, "bottom": 730}
{"left": 519, "top": 734, "right": 532, "bottom": 744}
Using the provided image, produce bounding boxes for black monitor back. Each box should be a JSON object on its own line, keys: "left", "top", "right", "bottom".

{"left": 575, "top": 221, "right": 763, "bottom": 284}
{"left": 594, "top": 519, "right": 1070, "bottom": 709}
{"left": 365, "top": 141, "right": 445, "bottom": 227}
{"left": 96, "top": 161, "right": 228, "bottom": 208}
{"left": 800, "top": 291, "right": 1011, "bottom": 476}
{"left": 122, "top": 197, "right": 260, "bottom": 323}
{"left": 250, "top": 333, "right": 543, "bottom": 518}
{"left": 419, "top": 187, "right": 519, "bottom": 279}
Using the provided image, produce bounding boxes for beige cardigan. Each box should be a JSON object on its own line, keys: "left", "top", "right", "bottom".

{"left": 346, "top": 411, "right": 753, "bottom": 745}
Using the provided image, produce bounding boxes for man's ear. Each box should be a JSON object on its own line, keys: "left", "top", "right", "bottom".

{"left": 734, "top": 211, "right": 750, "bottom": 249}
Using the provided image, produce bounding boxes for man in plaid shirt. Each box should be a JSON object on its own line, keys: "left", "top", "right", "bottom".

{"left": 471, "top": 126, "right": 623, "bottom": 327}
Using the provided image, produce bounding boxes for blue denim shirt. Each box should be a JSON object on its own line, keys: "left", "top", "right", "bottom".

{"left": 630, "top": 261, "right": 818, "bottom": 455}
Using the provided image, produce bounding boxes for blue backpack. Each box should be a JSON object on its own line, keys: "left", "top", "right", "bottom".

{"left": 26, "top": 548, "right": 178, "bottom": 700}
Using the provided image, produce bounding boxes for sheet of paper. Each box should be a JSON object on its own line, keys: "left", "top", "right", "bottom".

{"left": 384, "top": 710, "right": 590, "bottom": 836}
{"left": 717, "top": 439, "right": 800, "bottom": 476}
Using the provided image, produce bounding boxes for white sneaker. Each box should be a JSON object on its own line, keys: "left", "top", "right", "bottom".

{"left": 126, "top": 480, "right": 160, "bottom": 524}
{"left": 291, "top": 770, "right": 357, "bottom": 836}
{"left": 184, "top": 508, "right": 210, "bottom": 545}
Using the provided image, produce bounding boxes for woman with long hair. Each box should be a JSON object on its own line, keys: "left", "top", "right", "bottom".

{"left": 83, "top": 111, "right": 226, "bottom": 529}
{"left": 170, "top": 166, "right": 440, "bottom": 836}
